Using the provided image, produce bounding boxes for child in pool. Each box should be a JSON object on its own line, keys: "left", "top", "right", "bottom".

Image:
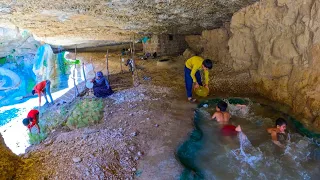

{"left": 267, "top": 118, "right": 287, "bottom": 148}
{"left": 211, "top": 101, "right": 230, "bottom": 124}
{"left": 211, "top": 101, "right": 243, "bottom": 137}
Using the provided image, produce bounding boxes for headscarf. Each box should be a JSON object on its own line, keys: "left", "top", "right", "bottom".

{"left": 94, "top": 71, "right": 109, "bottom": 88}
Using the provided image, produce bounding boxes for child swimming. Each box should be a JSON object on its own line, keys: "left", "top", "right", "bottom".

{"left": 267, "top": 118, "right": 287, "bottom": 148}
{"left": 211, "top": 101, "right": 230, "bottom": 124}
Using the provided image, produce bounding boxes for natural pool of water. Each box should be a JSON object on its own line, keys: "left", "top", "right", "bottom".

{"left": 177, "top": 98, "right": 320, "bottom": 179}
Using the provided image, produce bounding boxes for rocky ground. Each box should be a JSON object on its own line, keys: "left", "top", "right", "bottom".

{"left": 13, "top": 52, "right": 256, "bottom": 179}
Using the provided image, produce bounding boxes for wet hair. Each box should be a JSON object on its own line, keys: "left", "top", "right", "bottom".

{"left": 217, "top": 101, "right": 228, "bottom": 112}
{"left": 22, "top": 118, "right": 31, "bottom": 126}
{"left": 202, "top": 59, "right": 213, "bottom": 70}
{"left": 31, "top": 90, "right": 36, "bottom": 95}
{"left": 276, "top": 118, "right": 287, "bottom": 127}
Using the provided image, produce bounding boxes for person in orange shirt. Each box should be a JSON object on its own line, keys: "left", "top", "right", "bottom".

{"left": 22, "top": 109, "right": 40, "bottom": 133}
{"left": 32, "top": 80, "right": 54, "bottom": 107}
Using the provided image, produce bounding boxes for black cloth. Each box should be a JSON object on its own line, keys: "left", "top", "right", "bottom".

{"left": 92, "top": 78, "right": 114, "bottom": 98}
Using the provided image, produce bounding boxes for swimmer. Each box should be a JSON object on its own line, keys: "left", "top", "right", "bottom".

{"left": 267, "top": 118, "right": 287, "bottom": 148}
{"left": 211, "top": 101, "right": 230, "bottom": 124}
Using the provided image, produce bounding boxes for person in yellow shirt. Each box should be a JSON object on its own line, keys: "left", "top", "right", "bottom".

{"left": 184, "top": 56, "right": 213, "bottom": 102}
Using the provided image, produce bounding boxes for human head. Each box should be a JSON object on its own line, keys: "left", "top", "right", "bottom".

{"left": 202, "top": 59, "right": 213, "bottom": 70}
{"left": 276, "top": 118, "right": 287, "bottom": 133}
{"left": 32, "top": 90, "right": 36, "bottom": 95}
{"left": 96, "top": 71, "right": 103, "bottom": 79}
{"left": 22, "top": 118, "right": 31, "bottom": 126}
{"left": 216, "top": 101, "right": 228, "bottom": 112}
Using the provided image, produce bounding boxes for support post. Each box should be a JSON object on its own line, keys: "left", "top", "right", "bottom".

{"left": 106, "top": 49, "right": 109, "bottom": 82}
{"left": 73, "top": 46, "right": 79, "bottom": 98}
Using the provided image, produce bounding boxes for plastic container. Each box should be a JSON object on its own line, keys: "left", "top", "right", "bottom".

{"left": 195, "top": 86, "right": 209, "bottom": 97}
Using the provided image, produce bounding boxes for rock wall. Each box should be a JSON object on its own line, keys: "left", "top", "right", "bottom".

{"left": 145, "top": 34, "right": 187, "bottom": 56}
{"left": 185, "top": 26, "right": 233, "bottom": 67}
{"left": 228, "top": 0, "right": 320, "bottom": 128}
{"left": 0, "top": 25, "right": 40, "bottom": 58}
{"left": 0, "top": 133, "right": 22, "bottom": 179}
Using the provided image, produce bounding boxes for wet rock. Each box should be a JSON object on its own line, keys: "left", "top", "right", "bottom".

{"left": 72, "top": 157, "right": 82, "bottom": 163}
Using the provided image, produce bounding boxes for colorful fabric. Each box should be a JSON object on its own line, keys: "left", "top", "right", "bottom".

{"left": 142, "top": 36, "right": 149, "bottom": 43}
{"left": 185, "top": 56, "right": 209, "bottom": 85}
{"left": 221, "top": 125, "right": 237, "bottom": 136}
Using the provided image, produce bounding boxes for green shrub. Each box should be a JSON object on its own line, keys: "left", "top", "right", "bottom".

{"left": 28, "top": 125, "right": 48, "bottom": 145}
{"left": 66, "top": 99, "right": 104, "bottom": 129}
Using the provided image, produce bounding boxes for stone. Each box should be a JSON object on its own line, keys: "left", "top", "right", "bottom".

{"left": 185, "top": 35, "right": 203, "bottom": 53}
{"left": 131, "top": 168, "right": 137, "bottom": 172}
{"left": 227, "top": 0, "right": 320, "bottom": 129}
{"left": 130, "top": 132, "right": 138, "bottom": 137}
{"left": 182, "top": 48, "right": 195, "bottom": 59}
{"left": 72, "top": 157, "right": 82, "bottom": 163}
{"left": 137, "top": 151, "right": 143, "bottom": 156}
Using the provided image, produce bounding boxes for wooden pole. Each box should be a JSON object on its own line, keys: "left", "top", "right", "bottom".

{"left": 120, "top": 55, "right": 123, "bottom": 73}
{"left": 106, "top": 49, "right": 109, "bottom": 82}
{"left": 82, "top": 62, "right": 86, "bottom": 84}
{"left": 132, "top": 35, "right": 139, "bottom": 86}
{"left": 73, "top": 46, "right": 79, "bottom": 97}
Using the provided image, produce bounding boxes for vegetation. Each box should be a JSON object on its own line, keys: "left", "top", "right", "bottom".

{"left": 27, "top": 99, "right": 104, "bottom": 144}
{"left": 66, "top": 99, "right": 104, "bottom": 129}
{"left": 28, "top": 124, "right": 48, "bottom": 145}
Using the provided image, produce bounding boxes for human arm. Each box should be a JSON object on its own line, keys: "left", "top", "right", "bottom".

{"left": 190, "top": 67, "right": 199, "bottom": 89}
{"left": 38, "top": 92, "right": 41, "bottom": 108}
{"left": 270, "top": 130, "right": 285, "bottom": 148}
{"left": 35, "top": 123, "right": 40, "bottom": 133}
{"left": 211, "top": 112, "right": 217, "bottom": 120}
{"left": 204, "top": 70, "right": 209, "bottom": 87}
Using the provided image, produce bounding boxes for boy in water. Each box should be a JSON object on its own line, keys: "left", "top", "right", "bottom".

{"left": 211, "top": 101, "right": 231, "bottom": 124}
{"left": 267, "top": 118, "right": 287, "bottom": 148}
{"left": 212, "top": 101, "right": 244, "bottom": 136}
{"left": 22, "top": 109, "right": 40, "bottom": 133}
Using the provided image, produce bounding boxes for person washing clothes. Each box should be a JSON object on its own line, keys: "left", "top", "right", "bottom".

{"left": 32, "top": 80, "right": 54, "bottom": 108}
{"left": 91, "top": 71, "right": 114, "bottom": 98}
{"left": 184, "top": 56, "right": 213, "bottom": 102}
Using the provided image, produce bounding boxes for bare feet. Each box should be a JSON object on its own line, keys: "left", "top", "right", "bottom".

{"left": 187, "top": 97, "right": 197, "bottom": 102}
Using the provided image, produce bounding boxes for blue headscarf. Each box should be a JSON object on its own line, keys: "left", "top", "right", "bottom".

{"left": 95, "top": 71, "right": 109, "bottom": 88}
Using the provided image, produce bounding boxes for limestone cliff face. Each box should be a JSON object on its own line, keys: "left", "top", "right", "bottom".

{"left": 228, "top": 0, "right": 320, "bottom": 128}
{"left": 0, "top": 25, "right": 40, "bottom": 58}
{"left": 0, "top": 0, "right": 257, "bottom": 48}
{"left": 185, "top": 26, "right": 232, "bottom": 67}
{"left": 0, "top": 133, "right": 22, "bottom": 179}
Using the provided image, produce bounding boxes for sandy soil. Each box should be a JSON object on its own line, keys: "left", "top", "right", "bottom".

{"left": 14, "top": 52, "right": 256, "bottom": 179}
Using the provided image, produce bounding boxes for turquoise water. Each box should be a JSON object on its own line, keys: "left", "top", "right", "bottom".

{"left": 177, "top": 98, "right": 320, "bottom": 179}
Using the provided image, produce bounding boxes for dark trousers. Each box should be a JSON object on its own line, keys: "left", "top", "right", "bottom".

{"left": 184, "top": 66, "right": 203, "bottom": 98}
